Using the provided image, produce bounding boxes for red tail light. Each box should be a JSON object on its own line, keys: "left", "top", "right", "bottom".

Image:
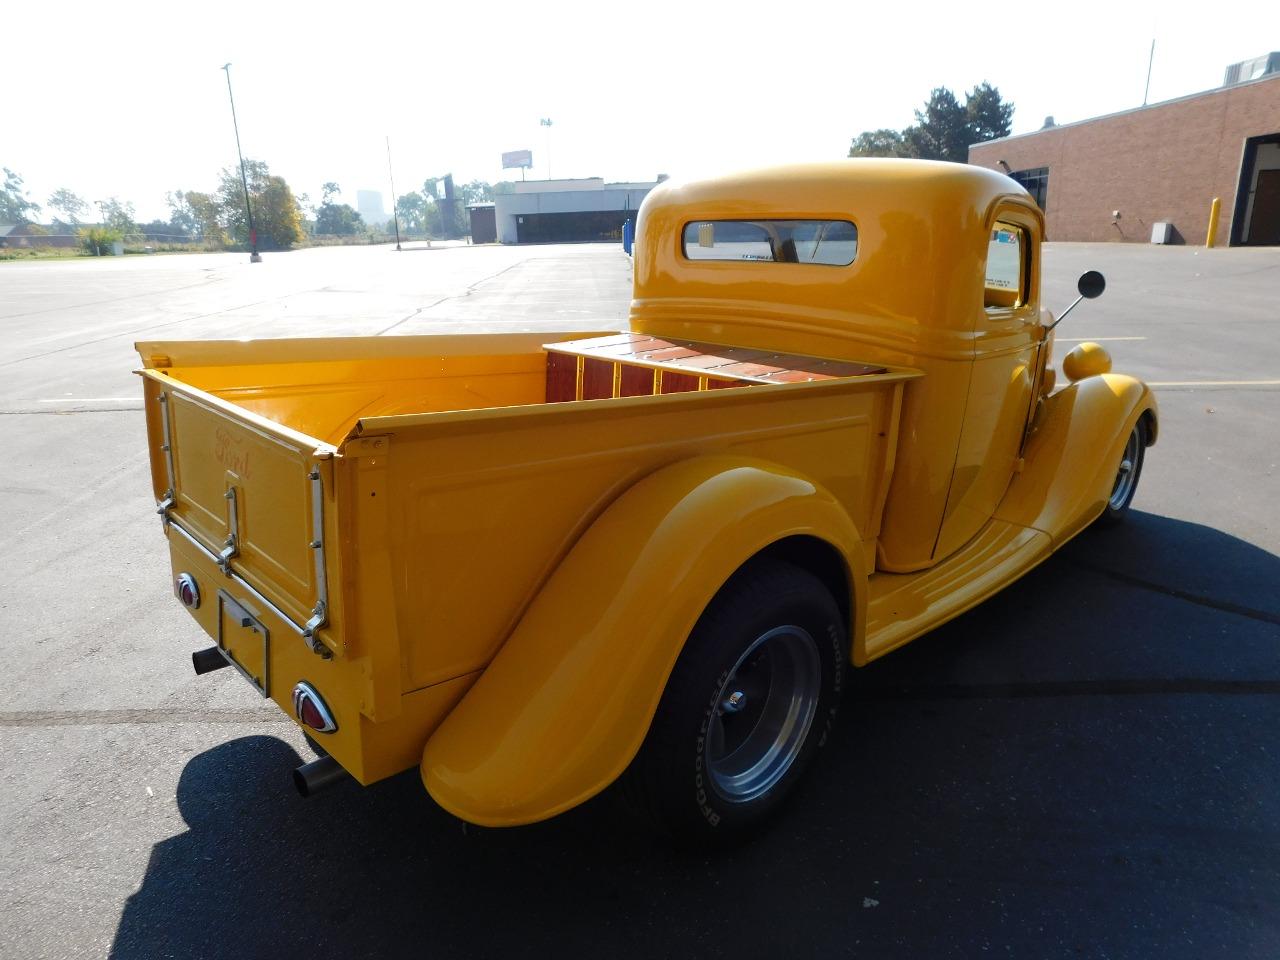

{"left": 292, "top": 682, "right": 338, "bottom": 734}
{"left": 175, "top": 573, "right": 200, "bottom": 609}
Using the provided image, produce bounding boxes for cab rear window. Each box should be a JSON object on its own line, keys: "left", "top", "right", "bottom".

{"left": 682, "top": 220, "right": 858, "bottom": 265}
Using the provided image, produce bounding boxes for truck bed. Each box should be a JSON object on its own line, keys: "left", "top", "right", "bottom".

{"left": 137, "top": 330, "right": 918, "bottom": 784}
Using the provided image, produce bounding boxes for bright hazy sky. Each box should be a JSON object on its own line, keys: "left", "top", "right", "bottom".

{"left": 5, "top": 0, "right": 1279, "bottom": 222}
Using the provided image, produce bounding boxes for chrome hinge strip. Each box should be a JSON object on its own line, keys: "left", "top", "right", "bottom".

{"left": 156, "top": 392, "right": 177, "bottom": 525}
{"left": 217, "top": 486, "right": 240, "bottom": 574}
{"left": 302, "top": 467, "right": 332, "bottom": 659}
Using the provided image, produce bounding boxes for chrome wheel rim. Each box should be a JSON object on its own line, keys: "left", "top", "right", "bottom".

{"left": 707, "top": 625, "right": 821, "bottom": 804}
{"left": 1109, "top": 425, "right": 1141, "bottom": 510}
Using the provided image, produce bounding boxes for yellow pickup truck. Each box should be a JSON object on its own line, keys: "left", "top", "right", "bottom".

{"left": 137, "top": 160, "right": 1157, "bottom": 839}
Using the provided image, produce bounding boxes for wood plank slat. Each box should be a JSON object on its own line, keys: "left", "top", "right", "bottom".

{"left": 544, "top": 351, "right": 579, "bottom": 403}
{"left": 581, "top": 357, "right": 616, "bottom": 400}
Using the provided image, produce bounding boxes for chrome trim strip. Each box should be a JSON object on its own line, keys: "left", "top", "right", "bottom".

{"left": 166, "top": 519, "right": 306, "bottom": 638}
{"left": 156, "top": 393, "right": 177, "bottom": 521}
{"left": 303, "top": 467, "right": 331, "bottom": 656}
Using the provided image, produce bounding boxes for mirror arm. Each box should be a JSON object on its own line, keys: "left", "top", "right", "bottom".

{"left": 1045, "top": 294, "right": 1084, "bottom": 332}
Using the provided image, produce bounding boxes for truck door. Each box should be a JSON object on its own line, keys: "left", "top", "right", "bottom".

{"left": 933, "top": 205, "right": 1042, "bottom": 560}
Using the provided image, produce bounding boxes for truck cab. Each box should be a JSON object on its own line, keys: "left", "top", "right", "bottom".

{"left": 632, "top": 160, "right": 1053, "bottom": 573}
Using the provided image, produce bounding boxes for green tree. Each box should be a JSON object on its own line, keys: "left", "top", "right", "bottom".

{"left": 47, "top": 188, "right": 89, "bottom": 226}
{"left": 396, "top": 191, "right": 429, "bottom": 234}
{"left": 1, "top": 168, "right": 41, "bottom": 224}
{"left": 167, "top": 189, "right": 225, "bottom": 246}
{"left": 907, "top": 87, "right": 969, "bottom": 163}
{"left": 99, "top": 197, "right": 138, "bottom": 234}
{"left": 78, "top": 225, "right": 122, "bottom": 256}
{"left": 847, "top": 129, "right": 910, "bottom": 158}
{"left": 189, "top": 191, "right": 225, "bottom": 246}
{"left": 965, "top": 81, "right": 1014, "bottom": 146}
{"left": 216, "top": 160, "right": 304, "bottom": 250}
{"left": 139, "top": 219, "right": 176, "bottom": 241}
{"left": 847, "top": 83, "right": 1014, "bottom": 164}
{"left": 165, "top": 191, "right": 198, "bottom": 238}
{"left": 314, "top": 201, "right": 364, "bottom": 236}
{"left": 458, "top": 180, "right": 494, "bottom": 204}
{"left": 311, "top": 181, "right": 365, "bottom": 236}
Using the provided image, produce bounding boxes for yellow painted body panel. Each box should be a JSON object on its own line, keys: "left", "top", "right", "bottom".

{"left": 1062, "top": 341, "right": 1114, "bottom": 382}
{"left": 866, "top": 521, "right": 1051, "bottom": 661}
{"left": 355, "top": 372, "right": 905, "bottom": 691}
{"left": 933, "top": 202, "right": 1044, "bottom": 561}
{"left": 136, "top": 328, "right": 910, "bottom": 791}
{"left": 995, "top": 373, "right": 1158, "bottom": 542}
{"left": 133, "top": 159, "right": 1157, "bottom": 827}
{"left": 421, "top": 456, "right": 867, "bottom": 826}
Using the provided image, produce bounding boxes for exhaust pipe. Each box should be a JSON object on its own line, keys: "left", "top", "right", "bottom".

{"left": 293, "top": 755, "right": 349, "bottom": 797}
{"left": 192, "top": 646, "right": 232, "bottom": 675}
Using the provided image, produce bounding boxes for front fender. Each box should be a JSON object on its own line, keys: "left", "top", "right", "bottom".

{"left": 996, "top": 373, "right": 1158, "bottom": 542}
{"left": 421, "top": 455, "right": 866, "bottom": 827}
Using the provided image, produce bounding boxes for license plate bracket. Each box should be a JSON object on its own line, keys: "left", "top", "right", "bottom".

{"left": 216, "top": 589, "right": 270, "bottom": 697}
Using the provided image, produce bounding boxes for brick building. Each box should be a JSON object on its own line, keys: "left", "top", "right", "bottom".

{"left": 968, "top": 69, "right": 1280, "bottom": 246}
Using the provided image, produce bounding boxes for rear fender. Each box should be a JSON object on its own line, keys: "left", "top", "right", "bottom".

{"left": 421, "top": 455, "right": 866, "bottom": 826}
{"left": 996, "top": 373, "right": 1158, "bottom": 542}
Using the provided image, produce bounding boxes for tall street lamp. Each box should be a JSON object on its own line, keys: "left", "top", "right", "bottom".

{"left": 221, "top": 63, "right": 261, "bottom": 263}
{"left": 386, "top": 136, "right": 402, "bottom": 251}
{"left": 540, "top": 117, "right": 553, "bottom": 180}
{"left": 94, "top": 199, "right": 107, "bottom": 256}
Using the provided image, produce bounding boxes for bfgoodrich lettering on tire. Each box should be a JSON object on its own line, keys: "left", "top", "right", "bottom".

{"left": 621, "top": 558, "right": 844, "bottom": 841}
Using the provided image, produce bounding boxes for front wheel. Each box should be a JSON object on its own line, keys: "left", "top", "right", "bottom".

{"left": 1096, "top": 418, "right": 1147, "bottom": 525}
{"left": 620, "top": 559, "right": 844, "bottom": 841}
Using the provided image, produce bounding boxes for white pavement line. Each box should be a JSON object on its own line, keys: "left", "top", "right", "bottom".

{"left": 1147, "top": 380, "right": 1280, "bottom": 387}
{"left": 1057, "top": 336, "right": 1148, "bottom": 342}
{"left": 37, "top": 397, "right": 136, "bottom": 403}
{"left": 0, "top": 708, "right": 290, "bottom": 726}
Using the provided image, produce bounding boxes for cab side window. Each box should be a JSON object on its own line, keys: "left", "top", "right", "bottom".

{"left": 984, "top": 221, "right": 1028, "bottom": 310}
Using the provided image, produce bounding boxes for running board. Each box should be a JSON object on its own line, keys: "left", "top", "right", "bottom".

{"left": 864, "top": 520, "right": 1051, "bottom": 662}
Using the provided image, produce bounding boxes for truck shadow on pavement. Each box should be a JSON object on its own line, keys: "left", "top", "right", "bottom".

{"left": 111, "top": 512, "right": 1280, "bottom": 960}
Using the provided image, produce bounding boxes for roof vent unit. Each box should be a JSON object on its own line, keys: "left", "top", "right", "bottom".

{"left": 1224, "top": 52, "right": 1280, "bottom": 86}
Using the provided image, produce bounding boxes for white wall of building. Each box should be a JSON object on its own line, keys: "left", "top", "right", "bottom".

{"left": 495, "top": 179, "right": 656, "bottom": 243}
{"left": 512, "top": 178, "right": 604, "bottom": 194}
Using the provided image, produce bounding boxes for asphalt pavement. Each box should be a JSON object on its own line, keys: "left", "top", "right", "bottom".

{"left": 0, "top": 240, "right": 1277, "bottom": 959}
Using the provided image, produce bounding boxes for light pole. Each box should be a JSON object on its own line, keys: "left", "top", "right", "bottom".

{"left": 220, "top": 63, "right": 261, "bottom": 263}
{"left": 540, "top": 117, "right": 553, "bottom": 179}
{"left": 386, "top": 136, "right": 402, "bottom": 251}
{"left": 94, "top": 199, "right": 107, "bottom": 256}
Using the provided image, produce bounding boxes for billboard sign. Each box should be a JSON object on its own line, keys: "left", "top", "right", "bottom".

{"left": 502, "top": 150, "right": 533, "bottom": 170}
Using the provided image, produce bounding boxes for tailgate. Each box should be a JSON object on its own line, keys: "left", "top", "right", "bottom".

{"left": 140, "top": 370, "right": 337, "bottom": 651}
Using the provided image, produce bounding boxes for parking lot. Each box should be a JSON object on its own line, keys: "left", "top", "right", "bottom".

{"left": 1, "top": 240, "right": 1278, "bottom": 959}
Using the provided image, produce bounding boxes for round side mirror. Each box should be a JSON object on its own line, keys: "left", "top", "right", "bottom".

{"left": 1078, "top": 270, "right": 1106, "bottom": 299}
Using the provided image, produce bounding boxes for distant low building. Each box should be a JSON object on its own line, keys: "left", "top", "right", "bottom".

{"left": 0, "top": 224, "right": 79, "bottom": 248}
{"left": 968, "top": 62, "right": 1280, "bottom": 246}
{"left": 495, "top": 177, "right": 659, "bottom": 244}
{"left": 467, "top": 203, "right": 497, "bottom": 244}
{"left": 356, "top": 190, "right": 387, "bottom": 225}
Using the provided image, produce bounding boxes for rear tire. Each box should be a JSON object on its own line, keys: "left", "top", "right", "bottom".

{"left": 621, "top": 559, "right": 844, "bottom": 842}
{"left": 1096, "top": 418, "right": 1147, "bottom": 525}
